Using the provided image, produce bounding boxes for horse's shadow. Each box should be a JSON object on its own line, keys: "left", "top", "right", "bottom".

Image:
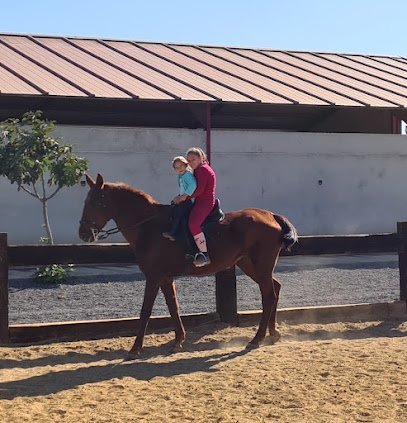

{"left": 0, "top": 322, "right": 244, "bottom": 370}
{"left": 2, "top": 319, "right": 405, "bottom": 399}
{"left": 0, "top": 345, "right": 251, "bottom": 399}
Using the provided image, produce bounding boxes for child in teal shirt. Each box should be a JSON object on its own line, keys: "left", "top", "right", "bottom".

{"left": 163, "top": 156, "right": 197, "bottom": 241}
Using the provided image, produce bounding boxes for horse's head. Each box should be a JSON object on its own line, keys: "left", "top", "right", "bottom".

{"left": 79, "top": 173, "right": 116, "bottom": 242}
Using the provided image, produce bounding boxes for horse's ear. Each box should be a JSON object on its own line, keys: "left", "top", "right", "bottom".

{"left": 95, "top": 173, "right": 104, "bottom": 189}
{"left": 85, "top": 174, "right": 95, "bottom": 188}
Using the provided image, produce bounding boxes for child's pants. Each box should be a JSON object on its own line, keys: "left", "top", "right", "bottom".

{"left": 170, "top": 199, "right": 193, "bottom": 236}
{"left": 188, "top": 199, "right": 215, "bottom": 236}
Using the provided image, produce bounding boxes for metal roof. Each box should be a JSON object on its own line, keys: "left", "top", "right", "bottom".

{"left": 0, "top": 33, "right": 406, "bottom": 108}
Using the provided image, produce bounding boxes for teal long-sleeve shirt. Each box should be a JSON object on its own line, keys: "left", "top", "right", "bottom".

{"left": 178, "top": 170, "right": 197, "bottom": 196}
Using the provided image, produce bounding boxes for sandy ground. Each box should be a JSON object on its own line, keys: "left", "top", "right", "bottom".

{"left": 1, "top": 319, "right": 406, "bottom": 423}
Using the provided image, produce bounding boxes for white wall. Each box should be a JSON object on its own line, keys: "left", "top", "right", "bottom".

{"left": 0, "top": 126, "right": 205, "bottom": 244}
{"left": 1, "top": 125, "right": 406, "bottom": 243}
{"left": 212, "top": 130, "right": 407, "bottom": 235}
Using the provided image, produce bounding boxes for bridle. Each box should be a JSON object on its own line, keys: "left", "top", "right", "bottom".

{"left": 80, "top": 191, "right": 158, "bottom": 241}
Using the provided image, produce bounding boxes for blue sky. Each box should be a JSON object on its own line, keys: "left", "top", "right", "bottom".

{"left": 2, "top": 0, "right": 406, "bottom": 56}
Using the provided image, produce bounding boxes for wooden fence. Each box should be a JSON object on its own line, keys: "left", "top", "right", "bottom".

{"left": 1, "top": 222, "right": 406, "bottom": 344}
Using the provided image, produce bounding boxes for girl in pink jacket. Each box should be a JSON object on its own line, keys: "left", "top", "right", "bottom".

{"left": 185, "top": 147, "right": 216, "bottom": 267}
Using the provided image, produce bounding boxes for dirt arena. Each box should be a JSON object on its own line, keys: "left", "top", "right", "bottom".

{"left": 1, "top": 319, "right": 406, "bottom": 422}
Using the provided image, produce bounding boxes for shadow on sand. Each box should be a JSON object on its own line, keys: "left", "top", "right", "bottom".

{"left": 0, "top": 346, "right": 251, "bottom": 399}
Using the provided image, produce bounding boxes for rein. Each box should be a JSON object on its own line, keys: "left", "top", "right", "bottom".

{"left": 81, "top": 214, "right": 158, "bottom": 241}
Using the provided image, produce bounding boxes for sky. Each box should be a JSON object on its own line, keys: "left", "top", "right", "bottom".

{"left": 1, "top": 0, "right": 406, "bottom": 56}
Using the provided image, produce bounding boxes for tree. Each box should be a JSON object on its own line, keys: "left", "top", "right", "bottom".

{"left": 0, "top": 111, "right": 88, "bottom": 244}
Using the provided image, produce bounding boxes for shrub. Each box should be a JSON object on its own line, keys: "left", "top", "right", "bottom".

{"left": 33, "top": 264, "right": 74, "bottom": 284}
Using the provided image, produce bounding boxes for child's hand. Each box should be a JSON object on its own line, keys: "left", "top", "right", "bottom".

{"left": 173, "top": 194, "right": 188, "bottom": 204}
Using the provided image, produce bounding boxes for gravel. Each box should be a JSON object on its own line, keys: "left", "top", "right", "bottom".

{"left": 8, "top": 254, "right": 400, "bottom": 324}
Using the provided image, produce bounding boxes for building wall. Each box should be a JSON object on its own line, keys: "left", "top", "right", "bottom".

{"left": 0, "top": 126, "right": 205, "bottom": 244}
{"left": 212, "top": 130, "right": 407, "bottom": 235}
{"left": 1, "top": 125, "right": 406, "bottom": 243}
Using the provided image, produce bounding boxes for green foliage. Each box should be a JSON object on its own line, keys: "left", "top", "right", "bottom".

{"left": 33, "top": 264, "right": 74, "bottom": 284}
{"left": 0, "top": 111, "right": 88, "bottom": 189}
{"left": 0, "top": 110, "right": 89, "bottom": 243}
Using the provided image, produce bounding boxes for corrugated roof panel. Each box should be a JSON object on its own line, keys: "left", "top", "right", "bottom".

{"left": 185, "top": 46, "right": 331, "bottom": 105}
{"left": 5, "top": 35, "right": 132, "bottom": 98}
{"left": 73, "top": 39, "right": 214, "bottom": 101}
{"left": 0, "top": 34, "right": 406, "bottom": 109}
{"left": 108, "top": 41, "right": 238, "bottom": 101}
{"left": 171, "top": 45, "right": 293, "bottom": 104}
{"left": 236, "top": 49, "right": 368, "bottom": 106}
{"left": 0, "top": 65, "right": 41, "bottom": 95}
{"left": 204, "top": 47, "right": 361, "bottom": 106}
{"left": 293, "top": 52, "right": 407, "bottom": 104}
{"left": 264, "top": 51, "right": 402, "bottom": 107}
{"left": 366, "top": 56, "right": 407, "bottom": 74}
{"left": 135, "top": 43, "right": 256, "bottom": 102}
{"left": 0, "top": 40, "right": 86, "bottom": 96}
{"left": 346, "top": 55, "right": 407, "bottom": 79}
{"left": 41, "top": 37, "right": 172, "bottom": 100}
{"left": 320, "top": 54, "right": 407, "bottom": 88}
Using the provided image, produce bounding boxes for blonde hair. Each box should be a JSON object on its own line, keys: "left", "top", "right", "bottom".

{"left": 172, "top": 156, "right": 188, "bottom": 168}
{"left": 186, "top": 147, "right": 208, "bottom": 164}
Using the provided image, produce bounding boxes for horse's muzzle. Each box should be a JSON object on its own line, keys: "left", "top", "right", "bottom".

{"left": 79, "top": 220, "right": 98, "bottom": 243}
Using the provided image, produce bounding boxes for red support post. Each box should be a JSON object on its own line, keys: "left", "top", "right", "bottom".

{"left": 392, "top": 115, "right": 401, "bottom": 134}
{"left": 205, "top": 102, "right": 211, "bottom": 164}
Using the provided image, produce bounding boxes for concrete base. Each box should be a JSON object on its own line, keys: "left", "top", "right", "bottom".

{"left": 239, "top": 301, "right": 407, "bottom": 326}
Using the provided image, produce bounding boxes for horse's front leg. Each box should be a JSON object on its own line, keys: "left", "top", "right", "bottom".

{"left": 128, "top": 279, "right": 159, "bottom": 360}
{"left": 161, "top": 280, "right": 186, "bottom": 353}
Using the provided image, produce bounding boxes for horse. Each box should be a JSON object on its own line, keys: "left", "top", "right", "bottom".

{"left": 79, "top": 174, "right": 298, "bottom": 359}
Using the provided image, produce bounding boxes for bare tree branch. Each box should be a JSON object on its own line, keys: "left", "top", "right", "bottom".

{"left": 41, "top": 174, "right": 46, "bottom": 198}
{"left": 20, "top": 185, "right": 40, "bottom": 199}
{"left": 46, "top": 186, "right": 62, "bottom": 201}
{"left": 32, "top": 183, "right": 41, "bottom": 199}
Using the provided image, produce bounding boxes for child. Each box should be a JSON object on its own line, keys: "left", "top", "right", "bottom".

{"left": 185, "top": 147, "right": 216, "bottom": 267}
{"left": 162, "top": 156, "right": 197, "bottom": 241}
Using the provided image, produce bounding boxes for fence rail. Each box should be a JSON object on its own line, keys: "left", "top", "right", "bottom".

{"left": 6, "top": 233, "right": 399, "bottom": 266}
{"left": 1, "top": 224, "right": 406, "bottom": 344}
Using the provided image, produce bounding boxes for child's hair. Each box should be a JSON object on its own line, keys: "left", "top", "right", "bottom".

{"left": 172, "top": 156, "right": 189, "bottom": 168}
{"left": 186, "top": 147, "right": 208, "bottom": 163}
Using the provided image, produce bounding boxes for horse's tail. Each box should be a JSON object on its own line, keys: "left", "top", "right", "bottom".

{"left": 273, "top": 213, "right": 298, "bottom": 251}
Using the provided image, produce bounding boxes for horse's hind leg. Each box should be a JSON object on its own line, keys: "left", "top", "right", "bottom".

{"left": 249, "top": 275, "right": 277, "bottom": 348}
{"left": 269, "top": 278, "right": 281, "bottom": 343}
{"left": 237, "top": 255, "right": 280, "bottom": 348}
{"left": 161, "top": 281, "right": 186, "bottom": 353}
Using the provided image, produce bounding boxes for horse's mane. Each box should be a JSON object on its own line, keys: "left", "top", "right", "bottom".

{"left": 104, "top": 182, "right": 159, "bottom": 205}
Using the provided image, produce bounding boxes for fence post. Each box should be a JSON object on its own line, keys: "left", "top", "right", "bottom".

{"left": 0, "top": 233, "right": 9, "bottom": 343}
{"left": 215, "top": 266, "right": 238, "bottom": 324}
{"left": 397, "top": 222, "right": 407, "bottom": 301}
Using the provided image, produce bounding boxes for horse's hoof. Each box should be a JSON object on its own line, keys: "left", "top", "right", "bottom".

{"left": 171, "top": 344, "right": 184, "bottom": 354}
{"left": 245, "top": 341, "right": 260, "bottom": 350}
{"left": 126, "top": 350, "right": 141, "bottom": 361}
{"left": 269, "top": 331, "right": 281, "bottom": 345}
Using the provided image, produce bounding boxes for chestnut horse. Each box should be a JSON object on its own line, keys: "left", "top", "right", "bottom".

{"left": 79, "top": 174, "right": 298, "bottom": 359}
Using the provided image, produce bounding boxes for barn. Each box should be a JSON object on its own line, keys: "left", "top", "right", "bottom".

{"left": 0, "top": 33, "right": 406, "bottom": 243}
